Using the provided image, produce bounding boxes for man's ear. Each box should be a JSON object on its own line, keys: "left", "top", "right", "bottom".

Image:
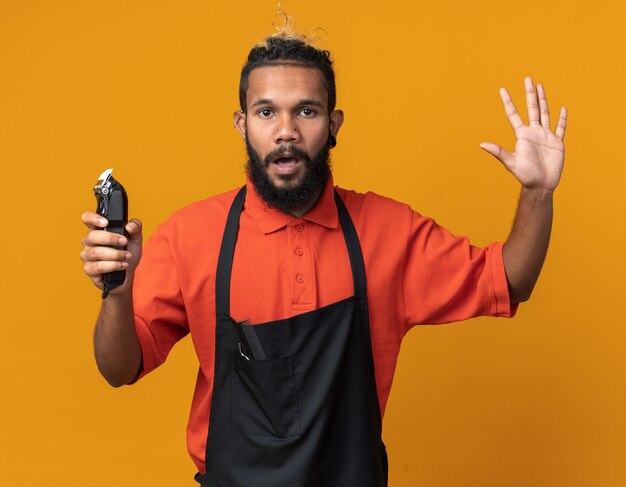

{"left": 330, "top": 109, "right": 344, "bottom": 137}
{"left": 233, "top": 111, "right": 246, "bottom": 140}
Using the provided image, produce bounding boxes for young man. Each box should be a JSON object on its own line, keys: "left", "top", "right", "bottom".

{"left": 80, "top": 29, "right": 566, "bottom": 486}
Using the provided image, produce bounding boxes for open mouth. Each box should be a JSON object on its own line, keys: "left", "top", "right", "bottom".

{"left": 271, "top": 156, "right": 302, "bottom": 175}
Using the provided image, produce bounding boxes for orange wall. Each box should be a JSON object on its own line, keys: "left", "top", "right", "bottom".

{"left": 1, "top": 0, "right": 624, "bottom": 485}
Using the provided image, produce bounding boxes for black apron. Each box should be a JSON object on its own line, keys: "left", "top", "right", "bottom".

{"left": 195, "top": 186, "right": 388, "bottom": 486}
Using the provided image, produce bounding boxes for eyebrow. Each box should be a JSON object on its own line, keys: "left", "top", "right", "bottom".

{"left": 250, "top": 98, "right": 325, "bottom": 109}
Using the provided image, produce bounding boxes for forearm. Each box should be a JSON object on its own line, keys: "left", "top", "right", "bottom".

{"left": 94, "top": 287, "right": 142, "bottom": 387}
{"left": 502, "top": 186, "right": 554, "bottom": 303}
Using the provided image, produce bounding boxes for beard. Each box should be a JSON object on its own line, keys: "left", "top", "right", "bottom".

{"left": 245, "top": 135, "right": 332, "bottom": 215}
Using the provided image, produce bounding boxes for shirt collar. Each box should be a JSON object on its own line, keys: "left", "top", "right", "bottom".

{"left": 245, "top": 175, "right": 338, "bottom": 234}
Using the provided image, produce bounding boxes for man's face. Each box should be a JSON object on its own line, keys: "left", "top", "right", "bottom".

{"left": 234, "top": 65, "right": 343, "bottom": 214}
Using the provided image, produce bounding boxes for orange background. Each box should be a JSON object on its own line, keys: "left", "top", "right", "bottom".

{"left": 1, "top": 0, "right": 625, "bottom": 485}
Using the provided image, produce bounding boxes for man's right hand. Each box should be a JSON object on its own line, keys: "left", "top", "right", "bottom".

{"left": 80, "top": 213, "right": 143, "bottom": 295}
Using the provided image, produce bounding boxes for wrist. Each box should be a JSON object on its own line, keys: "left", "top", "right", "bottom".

{"left": 103, "top": 275, "right": 134, "bottom": 303}
{"left": 520, "top": 185, "right": 554, "bottom": 202}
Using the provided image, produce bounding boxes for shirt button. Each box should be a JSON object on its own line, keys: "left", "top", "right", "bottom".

{"left": 295, "top": 248, "right": 303, "bottom": 256}
{"left": 296, "top": 274, "right": 305, "bottom": 283}
{"left": 296, "top": 224, "right": 304, "bottom": 232}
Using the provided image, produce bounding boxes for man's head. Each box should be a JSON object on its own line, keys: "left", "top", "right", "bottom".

{"left": 239, "top": 34, "right": 337, "bottom": 115}
{"left": 234, "top": 26, "right": 344, "bottom": 216}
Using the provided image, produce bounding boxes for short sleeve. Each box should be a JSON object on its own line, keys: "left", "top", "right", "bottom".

{"left": 402, "top": 210, "right": 517, "bottom": 332}
{"left": 131, "top": 227, "right": 189, "bottom": 381}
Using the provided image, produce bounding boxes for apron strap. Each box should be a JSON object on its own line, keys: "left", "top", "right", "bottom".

{"left": 215, "top": 185, "right": 246, "bottom": 319}
{"left": 334, "top": 190, "right": 367, "bottom": 298}
{"left": 215, "top": 185, "right": 367, "bottom": 318}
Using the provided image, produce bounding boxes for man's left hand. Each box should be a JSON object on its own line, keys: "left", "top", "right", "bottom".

{"left": 480, "top": 77, "right": 567, "bottom": 192}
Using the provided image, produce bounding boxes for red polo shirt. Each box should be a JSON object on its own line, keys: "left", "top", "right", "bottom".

{"left": 132, "top": 176, "right": 516, "bottom": 473}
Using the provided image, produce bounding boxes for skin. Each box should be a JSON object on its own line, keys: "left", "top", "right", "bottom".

{"left": 234, "top": 66, "right": 344, "bottom": 217}
{"left": 80, "top": 216, "right": 142, "bottom": 386}
{"left": 81, "top": 68, "right": 566, "bottom": 386}
{"left": 481, "top": 77, "right": 567, "bottom": 302}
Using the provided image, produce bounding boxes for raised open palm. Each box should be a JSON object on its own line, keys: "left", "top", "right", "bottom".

{"left": 480, "top": 77, "right": 567, "bottom": 191}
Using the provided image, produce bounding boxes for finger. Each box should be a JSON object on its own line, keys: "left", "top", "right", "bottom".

{"left": 125, "top": 219, "right": 143, "bottom": 254}
{"left": 525, "top": 77, "right": 540, "bottom": 126}
{"left": 83, "top": 229, "right": 128, "bottom": 247}
{"left": 82, "top": 212, "right": 108, "bottom": 230}
{"left": 91, "top": 275, "right": 104, "bottom": 289}
{"left": 84, "top": 260, "right": 129, "bottom": 277}
{"left": 479, "top": 142, "right": 515, "bottom": 172}
{"left": 81, "top": 246, "right": 131, "bottom": 263}
{"left": 537, "top": 83, "right": 551, "bottom": 128}
{"left": 125, "top": 218, "right": 143, "bottom": 236}
{"left": 555, "top": 106, "right": 567, "bottom": 140}
{"left": 500, "top": 88, "right": 524, "bottom": 132}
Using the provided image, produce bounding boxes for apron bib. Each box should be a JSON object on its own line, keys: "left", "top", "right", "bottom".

{"left": 196, "top": 186, "right": 388, "bottom": 486}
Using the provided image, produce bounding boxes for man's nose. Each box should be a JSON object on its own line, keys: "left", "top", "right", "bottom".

{"left": 274, "top": 115, "right": 300, "bottom": 144}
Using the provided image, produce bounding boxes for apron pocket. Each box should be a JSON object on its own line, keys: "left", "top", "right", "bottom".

{"left": 230, "top": 352, "right": 302, "bottom": 438}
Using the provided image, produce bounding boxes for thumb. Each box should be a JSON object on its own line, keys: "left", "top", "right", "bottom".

{"left": 124, "top": 218, "right": 143, "bottom": 265}
{"left": 479, "top": 142, "right": 515, "bottom": 172}
{"left": 125, "top": 218, "right": 143, "bottom": 241}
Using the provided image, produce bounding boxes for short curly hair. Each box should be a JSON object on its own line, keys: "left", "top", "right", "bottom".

{"left": 238, "top": 15, "right": 336, "bottom": 113}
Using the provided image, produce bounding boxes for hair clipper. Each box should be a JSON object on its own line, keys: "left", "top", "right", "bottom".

{"left": 94, "top": 168, "right": 128, "bottom": 299}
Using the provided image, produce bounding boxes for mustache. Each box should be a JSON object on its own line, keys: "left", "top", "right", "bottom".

{"left": 263, "top": 145, "right": 312, "bottom": 166}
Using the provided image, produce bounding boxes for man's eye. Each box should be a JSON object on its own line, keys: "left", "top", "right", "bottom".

{"left": 300, "top": 108, "right": 315, "bottom": 117}
{"left": 259, "top": 109, "right": 273, "bottom": 117}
